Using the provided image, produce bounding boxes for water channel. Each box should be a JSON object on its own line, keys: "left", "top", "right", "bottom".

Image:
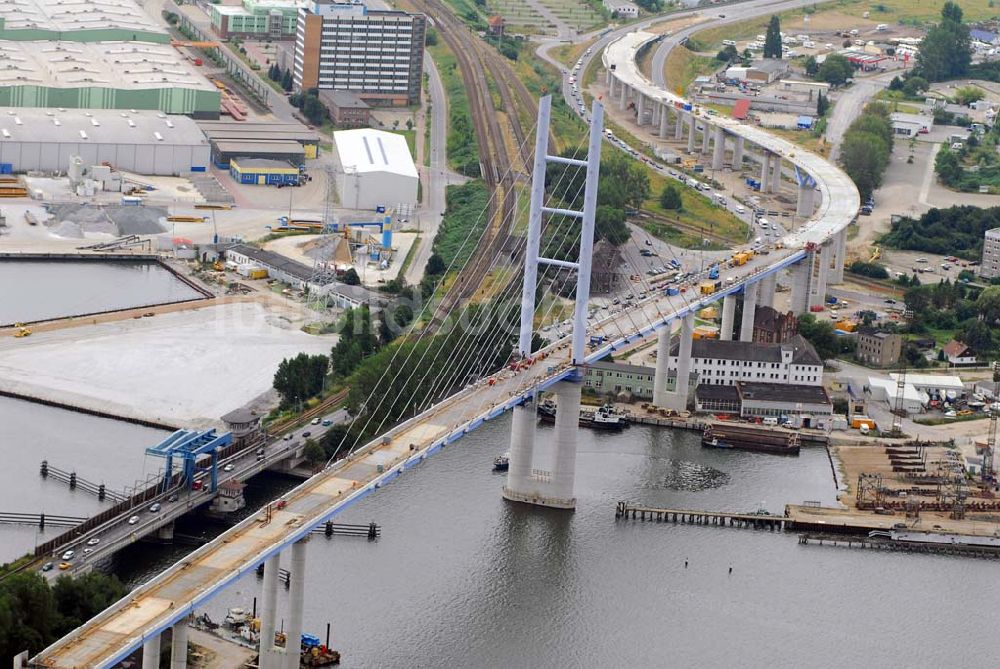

{"left": 106, "top": 417, "right": 990, "bottom": 667}
{"left": 0, "top": 260, "right": 204, "bottom": 325}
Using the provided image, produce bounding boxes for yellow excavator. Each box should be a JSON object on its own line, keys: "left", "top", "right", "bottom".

{"left": 870, "top": 246, "right": 881, "bottom": 262}
{"left": 12, "top": 322, "right": 31, "bottom": 338}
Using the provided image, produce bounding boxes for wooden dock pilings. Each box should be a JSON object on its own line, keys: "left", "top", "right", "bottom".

{"left": 614, "top": 501, "right": 787, "bottom": 531}
{"left": 798, "top": 533, "right": 1000, "bottom": 559}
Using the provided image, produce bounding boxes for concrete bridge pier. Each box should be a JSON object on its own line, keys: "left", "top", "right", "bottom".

{"left": 284, "top": 538, "right": 308, "bottom": 669}
{"left": 636, "top": 94, "right": 646, "bottom": 125}
{"left": 758, "top": 274, "right": 777, "bottom": 308}
{"left": 170, "top": 622, "right": 188, "bottom": 669}
{"left": 733, "top": 136, "right": 744, "bottom": 167}
{"left": 142, "top": 635, "right": 160, "bottom": 669}
{"left": 665, "top": 313, "right": 695, "bottom": 411}
{"left": 548, "top": 381, "right": 582, "bottom": 509}
{"left": 720, "top": 294, "right": 736, "bottom": 341}
{"left": 759, "top": 152, "right": 771, "bottom": 192}
{"left": 770, "top": 156, "right": 783, "bottom": 193}
{"left": 259, "top": 554, "right": 281, "bottom": 669}
{"left": 619, "top": 82, "right": 628, "bottom": 111}
{"left": 796, "top": 184, "right": 815, "bottom": 217}
{"left": 701, "top": 122, "right": 711, "bottom": 154}
{"left": 686, "top": 114, "right": 696, "bottom": 153}
{"left": 790, "top": 246, "right": 829, "bottom": 314}
{"left": 739, "top": 281, "right": 759, "bottom": 341}
{"left": 712, "top": 125, "right": 725, "bottom": 170}
{"left": 503, "top": 401, "right": 538, "bottom": 502}
{"left": 653, "top": 323, "right": 671, "bottom": 406}
{"left": 675, "top": 109, "right": 684, "bottom": 140}
{"left": 607, "top": 69, "right": 615, "bottom": 95}
{"left": 659, "top": 102, "right": 670, "bottom": 137}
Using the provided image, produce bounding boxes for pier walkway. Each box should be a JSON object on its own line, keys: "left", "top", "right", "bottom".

{"left": 615, "top": 502, "right": 788, "bottom": 531}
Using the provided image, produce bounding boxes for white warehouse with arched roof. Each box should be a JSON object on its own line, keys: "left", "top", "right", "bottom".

{"left": 331, "top": 128, "right": 418, "bottom": 211}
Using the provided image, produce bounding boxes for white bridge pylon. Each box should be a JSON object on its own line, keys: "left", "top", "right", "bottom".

{"left": 504, "top": 95, "right": 604, "bottom": 510}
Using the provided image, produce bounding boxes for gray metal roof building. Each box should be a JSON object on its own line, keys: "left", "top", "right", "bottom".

{"left": 0, "top": 108, "right": 210, "bottom": 175}
{"left": 198, "top": 120, "right": 321, "bottom": 163}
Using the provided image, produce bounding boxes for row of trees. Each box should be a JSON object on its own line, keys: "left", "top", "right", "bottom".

{"left": 904, "top": 282, "right": 1000, "bottom": 357}
{"left": 266, "top": 63, "right": 293, "bottom": 92}
{"left": 0, "top": 572, "right": 125, "bottom": 659}
{"left": 838, "top": 103, "right": 893, "bottom": 200}
{"left": 881, "top": 205, "right": 1000, "bottom": 261}
{"left": 289, "top": 88, "right": 326, "bottom": 126}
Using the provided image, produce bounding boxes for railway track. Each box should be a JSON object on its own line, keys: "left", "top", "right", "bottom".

{"left": 403, "top": 0, "right": 542, "bottom": 322}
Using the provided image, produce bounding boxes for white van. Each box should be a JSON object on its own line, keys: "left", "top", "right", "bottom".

{"left": 762, "top": 417, "right": 778, "bottom": 426}
{"left": 735, "top": 205, "right": 746, "bottom": 214}
{"left": 722, "top": 39, "right": 736, "bottom": 47}
{"left": 876, "top": 24, "right": 887, "bottom": 31}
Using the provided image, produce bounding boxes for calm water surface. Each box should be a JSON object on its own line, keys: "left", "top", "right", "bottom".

{"left": 115, "top": 418, "right": 988, "bottom": 668}
{"left": 0, "top": 260, "right": 204, "bottom": 324}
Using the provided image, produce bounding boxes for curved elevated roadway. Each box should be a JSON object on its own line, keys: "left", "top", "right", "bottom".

{"left": 32, "top": 7, "right": 859, "bottom": 668}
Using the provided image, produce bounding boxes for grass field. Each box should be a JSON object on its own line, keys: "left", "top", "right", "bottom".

{"left": 427, "top": 42, "right": 480, "bottom": 176}
{"left": 538, "top": 0, "right": 606, "bottom": 32}
{"left": 767, "top": 127, "right": 830, "bottom": 155}
{"left": 489, "top": 0, "right": 554, "bottom": 32}
{"left": 663, "top": 46, "right": 721, "bottom": 95}
{"left": 643, "top": 169, "right": 749, "bottom": 246}
{"left": 551, "top": 37, "right": 599, "bottom": 68}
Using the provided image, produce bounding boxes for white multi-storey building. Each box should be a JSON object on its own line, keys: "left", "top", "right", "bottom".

{"left": 293, "top": 0, "right": 426, "bottom": 106}
{"left": 981, "top": 227, "right": 1000, "bottom": 279}
{"left": 669, "top": 335, "right": 824, "bottom": 387}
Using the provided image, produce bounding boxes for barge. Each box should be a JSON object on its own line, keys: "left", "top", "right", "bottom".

{"left": 701, "top": 423, "right": 800, "bottom": 455}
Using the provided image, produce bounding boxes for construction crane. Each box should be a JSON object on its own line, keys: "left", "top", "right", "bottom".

{"left": 983, "top": 362, "right": 1000, "bottom": 483}
{"left": 891, "top": 360, "right": 906, "bottom": 438}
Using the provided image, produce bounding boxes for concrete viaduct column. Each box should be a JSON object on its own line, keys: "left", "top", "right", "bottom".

{"left": 143, "top": 635, "right": 161, "bottom": 669}
{"left": 769, "top": 156, "right": 782, "bottom": 193}
{"left": 733, "top": 136, "right": 744, "bottom": 168}
{"left": 503, "top": 401, "right": 537, "bottom": 502}
{"left": 712, "top": 125, "right": 726, "bottom": 170}
{"left": 759, "top": 152, "right": 771, "bottom": 192}
{"left": 701, "top": 122, "right": 711, "bottom": 154}
{"left": 758, "top": 274, "right": 777, "bottom": 308}
{"left": 259, "top": 554, "right": 281, "bottom": 669}
{"left": 669, "top": 313, "right": 695, "bottom": 411}
{"left": 789, "top": 246, "right": 829, "bottom": 314}
{"left": 659, "top": 103, "right": 669, "bottom": 137}
{"left": 686, "top": 114, "right": 697, "bottom": 153}
{"left": 619, "top": 82, "right": 628, "bottom": 111}
{"left": 653, "top": 324, "right": 671, "bottom": 406}
{"left": 675, "top": 110, "right": 684, "bottom": 140}
{"left": 720, "top": 294, "right": 736, "bottom": 341}
{"left": 606, "top": 69, "right": 613, "bottom": 91}
{"left": 636, "top": 94, "right": 646, "bottom": 125}
{"left": 796, "top": 184, "right": 815, "bottom": 218}
{"left": 170, "top": 622, "right": 188, "bottom": 669}
{"left": 284, "top": 538, "right": 308, "bottom": 669}
{"left": 740, "top": 281, "right": 759, "bottom": 341}
{"left": 549, "top": 381, "right": 581, "bottom": 508}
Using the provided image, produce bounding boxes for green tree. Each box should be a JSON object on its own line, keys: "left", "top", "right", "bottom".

{"left": 763, "top": 15, "right": 782, "bottom": 58}
{"left": 916, "top": 2, "right": 971, "bottom": 81}
{"left": 888, "top": 75, "right": 904, "bottom": 91}
{"left": 804, "top": 55, "right": 818, "bottom": 76}
{"left": 934, "top": 147, "right": 963, "bottom": 186}
{"left": 716, "top": 45, "right": 739, "bottom": 63}
{"left": 342, "top": 268, "right": 361, "bottom": 285}
{"left": 281, "top": 68, "right": 293, "bottom": 91}
{"left": 273, "top": 353, "right": 329, "bottom": 407}
{"left": 817, "top": 54, "right": 853, "bottom": 86}
{"left": 839, "top": 132, "right": 889, "bottom": 200}
{"left": 976, "top": 286, "right": 1000, "bottom": 324}
{"left": 796, "top": 314, "right": 839, "bottom": 361}
{"left": 962, "top": 319, "right": 994, "bottom": 354}
{"left": 302, "top": 94, "right": 325, "bottom": 125}
{"left": 902, "top": 76, "right": 929, "bottom": 97}
{"left": 303, "top": 439, "right": 325, "bottom": 465}
{"left": 659, "top": 183, "right": 682, "bottom": 210}
{"left": 816, "top": 91, "right": 829, "bottom": 116}
{"left": 954, "top": 85, "right": 985, "bottom": 106}
{"left": 425, "top": 252, "right": 446, "bottom": 276}
{"left": 595, "top": 205, "right": 630, "bottom": 245}
{"left": 51, "top": 573, "right": 125, "bottom": 634}
{"left": 904, "top": 285, "right": 931, "bottom": 315}
{"left": 331, "top": 306, "right": 380, "bottom": 377}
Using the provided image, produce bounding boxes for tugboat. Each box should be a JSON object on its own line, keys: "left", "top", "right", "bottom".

{"left": 537, "top": 400, "right": 628, "bottom": 431}
{"left": 493, "top": 452, "right": 510, "bottom": 471}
